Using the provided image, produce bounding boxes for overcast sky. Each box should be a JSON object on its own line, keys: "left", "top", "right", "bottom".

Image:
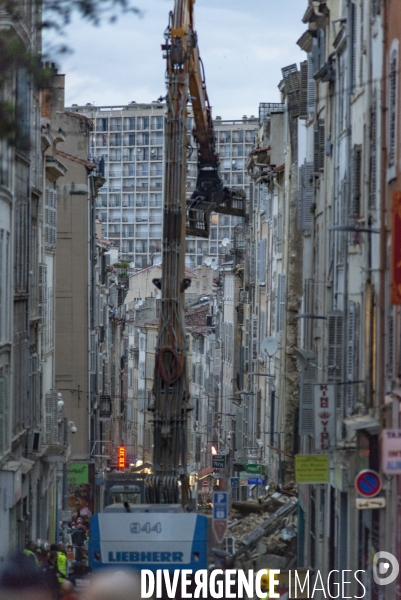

{"left": 49, "top": 0, "right": 306, "bottom": 120}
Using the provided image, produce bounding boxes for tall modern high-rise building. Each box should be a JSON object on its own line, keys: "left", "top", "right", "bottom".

{"left": 66, "top": 102, "right": 258, "bottom": 269}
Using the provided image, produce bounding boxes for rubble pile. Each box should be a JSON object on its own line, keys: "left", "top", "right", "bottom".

{"left": 228, "top": 489, "right": 297, "bottom": 571}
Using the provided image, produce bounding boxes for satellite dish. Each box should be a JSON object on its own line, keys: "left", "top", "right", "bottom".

{"left": 138, "top": 299, "right": 144, "bottom": 306}
{"left": 260, "top": 337, "right": 279, "bottom": 357}
{"left": 134, "top": 304, "right": 140, "bottom": 310}
{"left": 204, "top": 257, "right": 212, "bottom": 266}
{"left": 211, "top": 264, "right": 218, "bottom": 271}
{"left": 221, "top": 238, "right": 230, "bottom": 248}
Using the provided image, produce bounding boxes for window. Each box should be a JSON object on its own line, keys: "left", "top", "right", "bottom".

{"left": 139, "top": 117, "right": 149, "bottom": 130}
{"left": 128, "top": 134, "right": 135, "bottom": 146}
{"left": 128, "top": 117, "right": 135, "bottom": 130}
{"left": 45, "top": 188, "right": 57, "bottom": 250}
{"left": 388, "top": 39, "right": 399, "bottom": 181}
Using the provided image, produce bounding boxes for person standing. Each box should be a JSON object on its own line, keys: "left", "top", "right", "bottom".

{"left": 22, "top": 541, "right": 39, "bottom": 567}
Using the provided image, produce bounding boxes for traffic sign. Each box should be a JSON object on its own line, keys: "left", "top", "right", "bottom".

{"left": 245, "top": 463, "right": 262, "bottom": 474}
{"left": 355, "top": 469, "right": 382, "bottom": 498}
{"left": 212, "top": 455, "right": 226, "bottom": 469}
{"left": 212, "top": 491, "right": 228, "bottom": 519}
{"left": 356, "top": 497, "right": 386, "bottom": 510}
{"left": 230, "top": 477, "right": 239, "bottom": 488}
{"left": 212, "top": 491, "right": 228, "bottom": 542}
{"left": 213, "top": 520, "right": 227, "bottom": 543}
{"left": 248, "top": 476, "right": 264, "bottom": 485}
{"left": 202, "top": 481, "right": 209, "bottom": 488}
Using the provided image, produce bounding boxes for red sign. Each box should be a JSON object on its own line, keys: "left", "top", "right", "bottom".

{"left": 118, "top": 446, "right": 126, "bottom": 470}
{"left": 355, "top": 469, "right": 382, "bottom": 498}
{"left": 213, "top": 519, "right": 227, "bottom": 543}
{"left": 391, "top": 191, "right": 401, "bottom": 304}
{"left": 202, "top": 481, "right": 209, "bottom": 488}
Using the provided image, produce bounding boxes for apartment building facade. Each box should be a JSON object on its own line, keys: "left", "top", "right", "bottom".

{"left": 65, "top": 103, "right": 257, "bottom": 270}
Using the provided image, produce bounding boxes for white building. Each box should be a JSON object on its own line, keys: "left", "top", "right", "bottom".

{"left": 65, "top": 103, "right": 258, "bottom": 270}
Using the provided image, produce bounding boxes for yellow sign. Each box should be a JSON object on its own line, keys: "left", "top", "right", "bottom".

{"left": 295, "top": 455, "right": 329, "bottom": 484}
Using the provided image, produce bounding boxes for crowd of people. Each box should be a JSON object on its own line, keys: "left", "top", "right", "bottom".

{"left": 0, "top": 552, "right": 140, "bottom": 600}
{"left": 19, "top": 537, "right": 92, "bottom": 599}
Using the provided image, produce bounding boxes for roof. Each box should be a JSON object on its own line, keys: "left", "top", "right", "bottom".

{"left": 144, "top": 303, "right": 209, "bottom": 331}
{"left": 55, "top": 149, "right": 95, "bottom": 170}
{"left": 64, "top": 111, "right": 94, "bottom": 128}
{"left": 185, "top": 304, "right": 209, "bottom": 331}
{"left": 129, "top": 264, "right": 196, "bottom": 279}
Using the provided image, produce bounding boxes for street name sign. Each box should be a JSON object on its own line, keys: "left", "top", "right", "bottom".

{"left": 248, "top": 476, "right": 264, "bottom": 485}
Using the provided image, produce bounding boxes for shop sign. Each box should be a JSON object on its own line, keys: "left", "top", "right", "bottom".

{"left": 245, "top": 463, "right": 262, "bottom": 474}
{"left": 314, "top": 384, "right": 335, "bottom": 451}
{"left": 382, "top": 429, "right": 401, "bottom": 474}
{"left": 68, "top": 463, "right": 89, "bottom": 485}
{"left": 295, "top": 455, "right": 330, "bottom": 484}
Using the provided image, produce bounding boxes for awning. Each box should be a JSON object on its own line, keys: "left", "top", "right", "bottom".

{"left": 20, "top": 458, "right": 35, "bottom": 475}
{"left": 198, "top": 466, "right": 213, "bottom": 480}
{"left": 343, "top": 414, "right": 379, "bottom": 433}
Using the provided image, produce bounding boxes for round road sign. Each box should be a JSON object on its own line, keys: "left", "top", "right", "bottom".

{"left": 355, "top": 469, "right": 382, "bottom": 498}
{"left": 202, "top": 481, "right": 209, "bottom": 488}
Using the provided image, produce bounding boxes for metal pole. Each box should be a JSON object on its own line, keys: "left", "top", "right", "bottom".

{"left": 62, "top": 418, "right": 69, "bottom": 543}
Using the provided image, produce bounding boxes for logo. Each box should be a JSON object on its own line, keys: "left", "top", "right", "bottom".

{"left": 373, "top": 551, "right": 399, "bottom": 586}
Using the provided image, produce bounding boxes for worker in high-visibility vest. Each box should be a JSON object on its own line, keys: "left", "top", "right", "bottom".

{"left": 57, "top": 543, "right": 68, "bottom": 584}
{"left": 23, "top": 541, "right": 39, "bottom": 567}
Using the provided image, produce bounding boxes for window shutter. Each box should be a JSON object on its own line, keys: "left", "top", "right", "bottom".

{"left": 303, "top": 279, "right": 314, "bottom": 350}
{"left": 257, "top": 239, "right": 266, "bottom": 285}
{"left": 299, "top": 356, "right": 317, "bottom": 435}
{"left": 307, "top": 51, "right": 316, "bottom": 114}
{"left": 276, "top": 274, "right": 286, "bottom": 333}
{"left": 313, "top": 124, "right": 320, "bottom": 174}
{"left": 281, "top": 63, "right": 300, "bottom": 118}
{"left": 351, "top": 2, "right": 357, "bottom": 93}
{"left": 351, "top": 145, "right": 362, "bottom": 216}
{"left": 346, "top": 302, "right": 359, "bottom": 413}
{"left": 252, "top": 314, "right": 258, "bottom": 360}
{"left": 90, "top": 331, "right": 96, "bottom": 374}
{"left": 260, "top": 311, "right": 266, "bottom": 346}
{"left": 302, "top": 162, "right": 314, "bottom": 229}
{"left": 327, "top": 311, "right": 344, "bottom": 408}
{"left": 98, "top": 353, "right": 103, "bottom": 394}
{"left": 214, "top": 347, "right": 221, "bottom": 376}
{"left": 235, "top": 407, "right": 244, "bottom": 453}
{"left": 38, "top": 264, "right": 47, "bottom": 318}
{"left": 300, "top": 60, "right": 308, "bottom": 119}
{"left": 370, "top": 93, "right": 377, "bottom": 209}
{"left": 298, "top": 164, "right": 305, "bottom": 228}
{"left": 44, "top": 390, "right": 58, "bottom": 445}
{"left": 0, "top": 374, "right": 10, "bottom": 454}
